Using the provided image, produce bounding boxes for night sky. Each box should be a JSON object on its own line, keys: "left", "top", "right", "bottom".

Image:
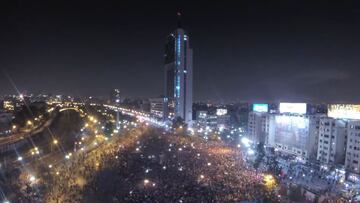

{"left": 1, "top": 1, "right": 360, "bottom": 103}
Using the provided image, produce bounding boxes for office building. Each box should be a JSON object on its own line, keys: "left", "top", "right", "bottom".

{"left": 346, "top": 121, "right": 360, "bottom": 173}
{"left": 248, "top": 111, "right": 269, "bottom": 144}
{"left": 164, "top": 13, "right": 193, "bottom": 124}
{"left": 247, "top": 103, "right": 322, "bottom": 160}
{"left": 149, "top": 98, "right": 166, "bottom": 119}
{"left": 267, "top": 114, "right": 320, "bottom": 160}
{"left": 317, "top": 118, "right": 347, "bottom": 165}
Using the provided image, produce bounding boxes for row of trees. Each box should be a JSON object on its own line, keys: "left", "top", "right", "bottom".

{"left": 12, "top": 102, "right": 49, "bottom": 128}
{"left": 253, "top": 143, "right": 282, "bottom": 176}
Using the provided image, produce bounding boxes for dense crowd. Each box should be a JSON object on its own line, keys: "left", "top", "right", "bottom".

{"left": 40, "top": 126, "right": 278, "bottom": 202}
{"left": 43, "top": 127, "right": 146, "bottom": 202}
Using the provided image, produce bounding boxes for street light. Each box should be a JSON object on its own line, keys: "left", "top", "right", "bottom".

{"left": 29, "top": 175, "right": 36, "bottom": 182}
{"left": 263, "top": 174, "right": 276, "bottom": 189}
{"left": 144, "top": 179, "right": 150, "bottom": 185}
{"left": 53, "top": 139, "right": 58, "bottom": 145}
{"left": 27, "top": 120, "right": 33, "bottom": 126}
{"left": 247, "top": 149, "right": 255, "bottom": 155}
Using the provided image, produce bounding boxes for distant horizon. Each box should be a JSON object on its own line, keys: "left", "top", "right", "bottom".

{"left": 2, "top": 1, "right": 360, "bottom": 102}
{"left": 2, "top": 91, "right": 360, "bottom": 105}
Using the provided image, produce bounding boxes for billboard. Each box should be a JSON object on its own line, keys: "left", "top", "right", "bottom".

{"left": 328, "top": 104, "right": 360, "bottom": 120}
{"left": 274, "top": 115, "right": 309, "bottom": 150}
{"left": 279, "top": 103, "right": 307, "bottom": 114}
{"left": 216, "top": 109, "right": 228, "bottom": 116}
{"left": 253, "top": 104, "right": 268, "bottom": 112}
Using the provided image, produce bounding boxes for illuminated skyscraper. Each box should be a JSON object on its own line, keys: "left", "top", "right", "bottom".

{"left": 164, "top": 13, "right": 193, "bottom": 124}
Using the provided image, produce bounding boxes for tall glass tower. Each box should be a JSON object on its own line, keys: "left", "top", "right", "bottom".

{"left": 164, "top": 13, "right": 193, "bottom": 124}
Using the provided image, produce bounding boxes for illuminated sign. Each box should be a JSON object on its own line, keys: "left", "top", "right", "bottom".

{"left": 279, "top": 103, "right": 307, "bottom": 114}
{"left": 216, "top": 109, "right": 227, "bottom": 116}
{"left": 253, "top": 104, "right": 268, "bottom": 112}
{"left": 328, "top": 104, "right": 360, "bottom": 120}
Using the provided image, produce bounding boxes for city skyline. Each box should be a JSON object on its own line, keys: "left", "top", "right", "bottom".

{"left": 2, "top": 2, "right": 360, "bottom": 201}
{"left": 1, "top": 1, "right": 360, "bottom": 103}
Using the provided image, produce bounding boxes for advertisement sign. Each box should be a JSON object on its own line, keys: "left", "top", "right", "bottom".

{"left": 253, "top": 104, "right": 268, "bottom": 113}
{"left": 279, "top": 103, "right": 307, "bottom": 114}
{"left": 328, "top": 104, "right": 360, "bottom": 120}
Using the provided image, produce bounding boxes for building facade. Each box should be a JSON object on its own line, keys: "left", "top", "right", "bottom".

{"left": 266, "top": 114, "right": 320, "bottom": 160}
{"left": 317, "top": 118, "right": 347, "bottom": 165}
{"left": 346, "top": 121, "right": 360, "bottom": 173}
{"left": 164, "top": 15, "right": 193, "bottom": 124}
{"left": 149, "top": 98, "right": 166, "bottom": 119}
{"left": 248, "top": 102, "right": 324, "bottom": 160}
{"left": 248, "top": 111, "right": 269, "bottom": 144}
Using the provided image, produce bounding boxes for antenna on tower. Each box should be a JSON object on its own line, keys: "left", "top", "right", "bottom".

{"left": 177, "top": 12, "right": 182, "bottom": 28}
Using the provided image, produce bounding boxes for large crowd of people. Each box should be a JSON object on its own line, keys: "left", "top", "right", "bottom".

{"left": 39, "top": 126, "right": 278, "bottom": 202}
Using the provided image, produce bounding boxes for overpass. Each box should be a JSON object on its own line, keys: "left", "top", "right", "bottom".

{"left": 0, "top": 104, "right": 86, "bottom": 153}
{"left": 0, "top": 117, "right": 55, "bottom": 153}
{"left": 59, "top": 107, "right": 80, "bottom": 112}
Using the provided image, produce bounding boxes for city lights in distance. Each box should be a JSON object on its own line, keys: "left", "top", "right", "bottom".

{"left": 216, "top": 109, "right": 227, "bottom": 116}
{"left": 197, "top": 111, "right": 207, "bottom": 119}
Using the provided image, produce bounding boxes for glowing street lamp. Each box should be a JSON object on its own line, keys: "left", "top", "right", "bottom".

{"left": 29, "top": 175, "right": 36, "bottom": 182}
{"left": 144, "top": 179, "right": 150, "bottom": 185}
{"left": 263, "top": 174, "right": 276, "bottom": 189}
{"left": 65, "top": 153, "right": 72, "bottom": 159}
{"left": 247, "top": 149, "right": 255, "bottom": 155}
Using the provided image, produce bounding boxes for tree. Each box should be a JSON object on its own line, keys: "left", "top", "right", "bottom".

{"left": 253, "top": 142, "right": 265, "bottom": 169}
{"left": 172, "top": 117, "right": 187, "bottom": 134}
{"left": 12, "top": 102, "right": 48, "bottom": 127}
{"left": 267, "top": 155, "right": 282, "bottom": 177}
{"left": 104, "top": 121, "right": 114, "bottom": 136}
